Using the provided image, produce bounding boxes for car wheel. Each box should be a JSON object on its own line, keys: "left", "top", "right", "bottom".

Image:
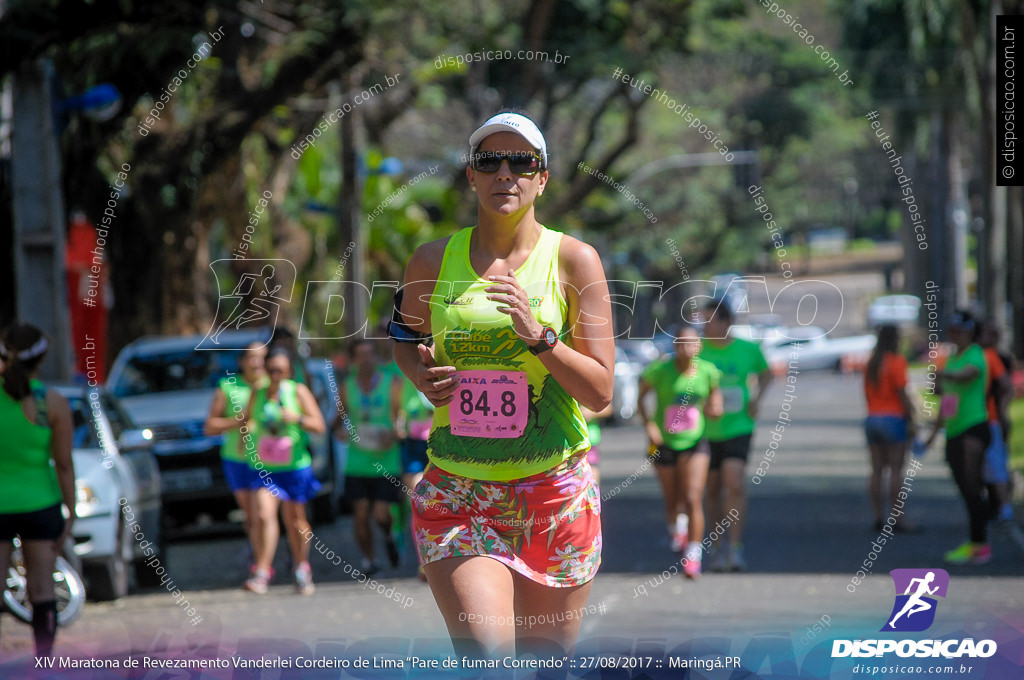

{"left": 85, "top": 518, "right": 131, "bottom": 601}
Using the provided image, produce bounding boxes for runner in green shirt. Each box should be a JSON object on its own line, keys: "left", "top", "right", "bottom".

{"left": 339, "top": 338, "right": 403, "bottom": 574}
{"left": 638, "top": 323, "right": 723, "bottom": 579}
{"left": 699, "top": 299, "right": 771, "bottom": 572}
{"left": 203, "top": 341, "right": 267, "bottom": 581}
{"left": 242, "top": 349, "right": 326, "bottom": 595}
{"left": 0, "top": 322, "right": 76, "bottom": 658}
{"left": 923, "top": 311, "right": 992, "bottom": 565}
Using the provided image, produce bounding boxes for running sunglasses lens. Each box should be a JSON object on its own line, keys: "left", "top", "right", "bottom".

{"left": 472, "top": 152, "right": 542, "bottom": 175}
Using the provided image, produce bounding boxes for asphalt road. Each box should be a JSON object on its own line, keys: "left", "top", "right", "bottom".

{"left": 2, "top": 370, "right": 1022, "bottom": 677}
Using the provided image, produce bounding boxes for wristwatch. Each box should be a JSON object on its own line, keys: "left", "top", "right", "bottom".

{"left": 528, "top": 327, "right": 558, "bottom": 355}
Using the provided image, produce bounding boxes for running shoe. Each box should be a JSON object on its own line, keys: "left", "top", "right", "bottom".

{"left": 728, "top": 545, "right": 747, "bottom": 572}
{"left": 386, "top": 537, "right": 400, "bottom": 568}
{"left": 683, "top": 546, "right": 702, "bottom": 580}
{"left": 244, "top": 568, "right": 272, "bottom": 594}
{"left": 969, "top": 544, "right": 992, "bottom": 565}
{"left": 361, "top": 558, "right": 380, "bottom": 576}
{"left": 294, "top": 562, "right": 315, "bottom": 595}
{"left": 943, "top": 542, "right": 991, "bottom": 565}
{"left": 670, "top": 514, "right": 689, "bottom": 553}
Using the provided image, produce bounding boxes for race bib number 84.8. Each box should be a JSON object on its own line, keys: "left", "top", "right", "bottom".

{"left": 450, "top": 370, "right": 528, "bottom": 439}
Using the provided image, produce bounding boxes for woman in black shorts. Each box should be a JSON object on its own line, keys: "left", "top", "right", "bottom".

{"left": 638, "top": 323, "right": 722, "bottom": 578}
{"left": 0, "top": 323, "right": 76, "bottom": 658}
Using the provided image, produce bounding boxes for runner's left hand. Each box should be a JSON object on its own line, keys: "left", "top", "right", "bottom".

{"left": 486, "top": 270, "right": 543, "bottom": 345}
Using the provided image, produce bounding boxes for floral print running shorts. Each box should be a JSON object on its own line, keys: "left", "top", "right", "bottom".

{"left": 412, "top": 453, "right": 602, "bottom": 588}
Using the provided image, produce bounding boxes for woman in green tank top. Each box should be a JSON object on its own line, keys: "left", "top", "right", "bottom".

{"left": 242, "top": 349, "right": 326, "bottom": 595}
{"left": 0, "top": 322, "right": 76, "bottom": 658}
{"left": 923, "top": 311, "right": 993, "bottom": 565}
{"left": 393, "top": 113, "right": 615, "bottom": 656}
{"left": 203, "top": 341, "right": 267, "bottom": 582}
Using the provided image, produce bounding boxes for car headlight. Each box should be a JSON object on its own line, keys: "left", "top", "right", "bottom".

{"left": 76, "top": 481, "right": 100, "bottom": 515}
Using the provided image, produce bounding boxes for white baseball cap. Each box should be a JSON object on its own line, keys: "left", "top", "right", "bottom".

{"left": 468, "top": 112, "right": 548, "bottom": 168}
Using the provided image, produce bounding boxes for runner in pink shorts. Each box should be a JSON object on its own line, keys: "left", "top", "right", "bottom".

{"left": 391, "top": 112, "right": 615, "bottom": 657}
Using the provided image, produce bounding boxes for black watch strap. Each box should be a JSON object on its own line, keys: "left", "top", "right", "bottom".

{"left": 528, "top": 327, "right": 558, "bottom": 355}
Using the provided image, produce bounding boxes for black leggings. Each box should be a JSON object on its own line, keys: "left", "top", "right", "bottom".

{"left": 945, "top": 423, "right": 991, "bottom": 544}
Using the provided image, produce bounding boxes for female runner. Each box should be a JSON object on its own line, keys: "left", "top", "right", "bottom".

{"left": 0, "top": 323, "right": 76, "bottom": 658}
{"left": 243, "top": 349, "right": 326, "bottom": 594}
{"left": 638, "top": 323, "right": 722, "bottom": 578}
{"left": 863, "top": 325, "right": 918, "bottom": 532}
{"left": 923, "top": 311, "right": 991, "bottom": 564}
{"left": 392, "top": 112, "right": 615, "bottom": 656}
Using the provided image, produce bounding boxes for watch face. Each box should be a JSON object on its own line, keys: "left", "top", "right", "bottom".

{"left": 543, "top": 328, "right": 558, "bottom": 346}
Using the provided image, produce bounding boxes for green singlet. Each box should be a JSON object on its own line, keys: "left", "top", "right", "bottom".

{"left": 698, "top": 338, "right": 768, "bottom": 441}
{"left": 427, "top": 226, "right": 589, "bottom": 481}
{"left": 218, "top": 375, "right": 259, "bottom": 464}
{"left": 345, "top": 371, "right": 401, "bottom": 477}
{"left": 251, "top": 379, "right": 311, "bottom": 471}
{"left": 942, "top": 344, "right": 989, "bottom": 438}
{"left": 642, "top": 357, "right": 720, "bottom": 451}
{"left": 0, "top": 379, "right": 61, "bottom": 513}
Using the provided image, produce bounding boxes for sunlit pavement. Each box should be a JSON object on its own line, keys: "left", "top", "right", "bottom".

{"left": 2, "top": 372, "right": 1021, "bottom": 667}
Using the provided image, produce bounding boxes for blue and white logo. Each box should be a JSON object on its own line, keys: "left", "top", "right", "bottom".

{"left": 881, "top": 568, "right": 949, "bottom": 632}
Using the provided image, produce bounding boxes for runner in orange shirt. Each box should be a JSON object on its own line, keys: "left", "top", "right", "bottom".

{"left": 863, "top": 325, "right": 918, "bottom": 532}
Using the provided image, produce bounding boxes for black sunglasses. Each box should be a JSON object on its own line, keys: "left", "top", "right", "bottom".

{"left": 471, "top": 151, "right": 544, "bottom": 176}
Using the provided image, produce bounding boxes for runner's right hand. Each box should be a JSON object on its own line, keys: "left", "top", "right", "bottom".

{"left": 416, "top": 344, "right": 458, "bottom": 408}
{"left": 645, "top": 421, "right": 663, "bottom": 447}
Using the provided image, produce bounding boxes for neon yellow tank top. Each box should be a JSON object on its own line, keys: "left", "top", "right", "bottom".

{"left": 427, "top": 225, "right": 589, "bottom": 481}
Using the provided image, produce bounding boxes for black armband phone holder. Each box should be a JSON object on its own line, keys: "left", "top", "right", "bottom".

{"left": 390, "top": 289, "right": 433, "bottom": 345}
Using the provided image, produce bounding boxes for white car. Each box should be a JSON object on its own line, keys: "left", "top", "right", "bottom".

{"left": 867, "top": 295, "right": 921, "bottom": 328}
{"left": 763, "top": 327, "right": 877, "bottom": 371}
{"left": 612, "top": 340, "right": 665, "bottom": 422}
{"left": 612, "top": 345, "right": 643, "bottom": 422}
{"left": 55, "top": 384, "right": 163, "bottom": 600}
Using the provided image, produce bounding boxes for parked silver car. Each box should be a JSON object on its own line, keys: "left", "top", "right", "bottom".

{"left": 54, "top": 384, "right": 162, "bottom": 600}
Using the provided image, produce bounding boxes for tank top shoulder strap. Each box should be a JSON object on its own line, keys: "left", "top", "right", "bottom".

{"left": 437, "top": 225, "right": 563, "bottom": 284}
{"left": 437, "top": 227, "right": 474, "bottom": 283}
{"left": 30, "top": 379, "right": 49, "bottom": 428}
{"left": 532, "top": 226, "right": 563, "bottom": 292}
